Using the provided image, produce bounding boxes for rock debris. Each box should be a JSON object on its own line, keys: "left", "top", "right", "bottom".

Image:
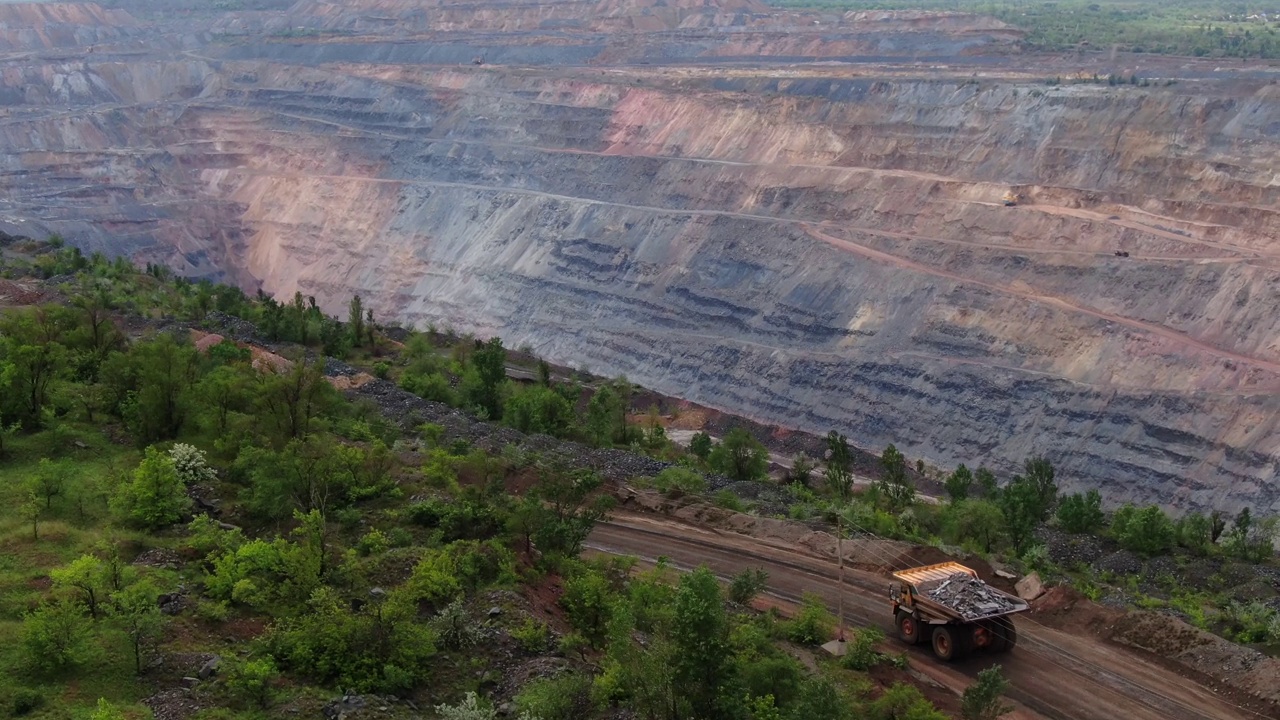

{"left": 920, "top": 572, "right": 1016, "bottom": 620}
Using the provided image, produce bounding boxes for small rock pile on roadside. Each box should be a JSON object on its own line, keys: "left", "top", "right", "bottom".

{"left": 921, "top": 573, "right": 1016, "bottom": 620}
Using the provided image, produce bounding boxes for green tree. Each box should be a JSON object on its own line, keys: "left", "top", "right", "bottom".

{"left": 528, "top": 464, "right": 614, "bottom": 557}
{"left": 788, "top": 452, "right": 816, "bottom": 486}
{"left": 226, "top": 656, "right": 280, "bottom": 708}
{"left": 506, "top": 384, "right": 576, "bottom": 437}
{"left": 1176, "top": 512, "right": 1214, "bottom": 556}
{"left": 0, "top": 306, "right": 74, "bottom": 427}
{"left": 20, "top": 488, "right": 41, "bottom": 540}
{"left": 464, "top": 337, "right": 507, "bottom": 420}
{"left": 113, "top": 580, "right": 166, "bottom": 674}
{"left": 51, "top": 554, "right": 106, "bottom": 620}
{"left": 961, "top": 665, "right": 1013, "bottom": 720}
{"left": 561, "top": 570, "right": 614, "bottom": 645}
{"left": 125, "top": 334, "right": 199, "bottom": 443}
{"left": 709, "top": 428, "right": 768, "bottom": 483}
{"left": 825, "top": 430, "right": 853, "bottom": 641}
{"left": 1056, "top": 490, "right": 1104, "bottom": 534}
{"left": 584, "top": 384, "right": 626, "bottom": 446}
{"left": 31, "top": 457, "right": 70, "bottom": 508}
{"left": 729, "top": 568, "right": 769, "bottom": 605}
{"left": 21, "top": 600, "right": 92, "bottom": 674}
{"left": 349, "top": 295, "right": 365, "bottom": 347}
{"left": 111, "top": 446, "right": 192, "bottom": 529}
{"left": 877, "top": 444, "right": 914, "bottom": 512}
{"left": 1022, "top": 456, "right": 1059, "bottom": 521}
{"left": 1226, "top": 508, "right": 1277, "bottom": 562}
{"left": 194, "top": 364, "right": 251, "bottom": 433}
{"left": 689, "top": 430, "right": 713, "bottom": 460}
{"left": 945, "top": 464, "right": 973, "bottom": 502}
{"left": 256, "top": 356, "right": 336, "bottom": 443}
{"left": 672, "top": 567, "right": 738, "bottom": 720}
{"left": 1111, "top": 505, "right": 1175, "bottom": 555}
{"left": 997, "top": 477, "right": 1041, "bottom": 556}
{"left": 975, "top": 466, "right": 998, "bottom": 497}
{"left": 948, "top": 499, "right": 1006, "bottom": 553}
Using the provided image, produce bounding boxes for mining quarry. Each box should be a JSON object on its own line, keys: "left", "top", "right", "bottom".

{"left": 1, "top": 0, "right": 1278, "bottom": 515}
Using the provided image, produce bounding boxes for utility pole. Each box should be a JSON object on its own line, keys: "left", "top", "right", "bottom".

{"left": 823, "top": 431, "right": 854, "bottom": 656}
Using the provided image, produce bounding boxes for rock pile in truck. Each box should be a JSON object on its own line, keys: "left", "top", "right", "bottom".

{"left": 920, "top": 572, "right": 1017, "bottom": 620}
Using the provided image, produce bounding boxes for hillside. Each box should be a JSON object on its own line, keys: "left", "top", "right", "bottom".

{"left": 4, "top": 230, "right": 1280, "bottom": 720}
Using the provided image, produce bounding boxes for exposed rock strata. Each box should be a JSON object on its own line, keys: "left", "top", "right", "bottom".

{"left": 1, "top": 0, "right": 1278, "bottom": 513}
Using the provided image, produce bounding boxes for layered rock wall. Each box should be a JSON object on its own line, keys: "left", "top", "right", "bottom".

{"left": 1, "top": 0, "right": 1278, "bottom": 513}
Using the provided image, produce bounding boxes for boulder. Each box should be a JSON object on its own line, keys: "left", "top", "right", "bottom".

{"left": 1015, "top": 572, "right": 1045, "bottom": 601}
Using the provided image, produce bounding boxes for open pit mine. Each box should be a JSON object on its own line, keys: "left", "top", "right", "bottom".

{"left": 2, "top": 0, "right": 1278, "bottom": 515}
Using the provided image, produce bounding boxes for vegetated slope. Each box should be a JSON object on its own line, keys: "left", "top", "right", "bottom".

{"left": 0, "top": 0, "right": 1278, "bottom": 515}
{"left": 0, "top": 239, "right": 965, "bottom": 720}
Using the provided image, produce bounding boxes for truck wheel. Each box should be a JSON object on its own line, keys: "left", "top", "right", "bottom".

{"left": 971, "top": 623, "right": 995, "bottom": 652}
{"left": 997, "top": 616, "right": 1017, "bottom": 650}
{"left": 896, "top": 611, "right": 921, "bottom": 645}
{"left": 930, "top": 625, "right": 962, "bottom": 662}
{"left": 983, "top": 617, "right": 1003, "bottom": 650}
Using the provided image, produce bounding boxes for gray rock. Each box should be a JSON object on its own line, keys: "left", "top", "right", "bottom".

{"left": 488, "top": 606, "right": 502, "bottom": 618}
{"left": 198, "top": 655, "right": 221, "bottom": 679}
{"left": 180, "top": 677, "right": 200, "bottom": 689}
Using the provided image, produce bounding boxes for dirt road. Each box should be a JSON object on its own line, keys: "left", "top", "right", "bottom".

{"left": 586, "top": 513, "right": 1267, "bottom": 720}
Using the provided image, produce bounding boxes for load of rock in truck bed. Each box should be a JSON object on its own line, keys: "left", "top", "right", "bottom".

{"left": 918, "top": 572, "right": 1017, "bottom": 620}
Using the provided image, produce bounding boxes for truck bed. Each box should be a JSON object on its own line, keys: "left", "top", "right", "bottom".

{"left": 894, "top": 562, "right": 1029, "bottom": 622}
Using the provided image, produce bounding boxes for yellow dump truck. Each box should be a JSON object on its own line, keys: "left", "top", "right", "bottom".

{"left": 1001, "top": 190, "right": 1021, "bottom": 206}
{"left": 889, "top": 561, "right": 1028, "bottom": 661}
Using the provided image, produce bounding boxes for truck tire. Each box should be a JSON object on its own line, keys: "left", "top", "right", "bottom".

{"left": 930, "top": 625, "right": 964, "bottom": 662}
{"left": 983, "top": 617, "right": 1003, "bottom": 650}
{"left": 896, "top": 611, "right": 921, "bottom": 645}
{"left": 996, "top": 616, "right": 1017, "bottom": 650}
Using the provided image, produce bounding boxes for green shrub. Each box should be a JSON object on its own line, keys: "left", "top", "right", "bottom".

{"left": 21, "top": 600, "right": 92, "bottom": 674}
{"left": 868, "top": 683, "right": 947, "bottom": 720}
{"left": 10, "top": 689, "right": 44, "bottom": 716}
{"left": 786, "top": 593, "right": 833, "bottom": 645}
{"left": 357, "top": 529, "right": 391, "bottom": 556}
{"left": 651, "top": 467, "right": 707, "bottom": 495}
{"left": 431, "top": 598, "right": 481, "bottom": 650}
{"left": 224, "top": 656, "right": 279, "bottom": 708}
{"left": 841, "top": 626, "right": 885, "bottom": 671}
{"left": 728, "top": 568, "right": 768, "bottom": 605}
{"left": 510, "top": 617, "right": 553, "bottom": 653}
{"left": 515, "top": 672, "right": 595, "bottom": 720}
{"left": 713, "top": 490, "right": 745, "bottom": 512}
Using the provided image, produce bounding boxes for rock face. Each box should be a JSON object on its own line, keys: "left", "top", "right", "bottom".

{"left": 3, "top": 0, "right": 1280, "bottom": 514}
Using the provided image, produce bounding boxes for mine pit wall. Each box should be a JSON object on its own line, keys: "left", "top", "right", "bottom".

{"left": 9, "top": 42, "right": 1279, "bottom": 514}
{"left": 178, "top": 63, "right": 1280, "bottom": 516}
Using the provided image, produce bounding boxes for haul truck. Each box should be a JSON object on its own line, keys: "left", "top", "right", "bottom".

{"left": 889, "top": 561, "right": 1028, "bottom": 661}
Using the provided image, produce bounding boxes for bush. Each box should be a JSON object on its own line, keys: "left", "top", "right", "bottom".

{"left": 21, "top": 600, "right": 92, "bottom": 674}
{"left": 357, "top": 529, "right": 391, "bottom": 556}
{"left": 515, "top": 672, "right": 595, "bottom": 720}
{"left": 435, "top": 692, "right": 497, "bottom": 720}
{"left": 868, "top": 683, "right": 947, "bottom": 720}
{"left": 713, "top": 490, "right": 745, "bottom": 512}
{"left": 786, "top": 593, "right": 833, "bottom": 645}
{"left": 651, "top": 467, "right": 707, "bottom": 495}
{"left": 225, "top": 656, "right": 279, "bottom": 708}
{"left": 841, "top": 626, "right": 885, "bottom": 671}
{"left": 431, "top": 598, "right": 481, "bottom": 650}
{"left": 111, "top": 446, "right": 192, "bottom": 529}
{"left": 169, "top": 443, "right": 218, "bottom": 485}
{"left": 10, "top": 689, "right": 44, "bottom": 716}
{"left": 509, "top": 617, "right": 553, "bottom": 653}
{"left": 728, "top": 568, "right": 768, "bottom": 605}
